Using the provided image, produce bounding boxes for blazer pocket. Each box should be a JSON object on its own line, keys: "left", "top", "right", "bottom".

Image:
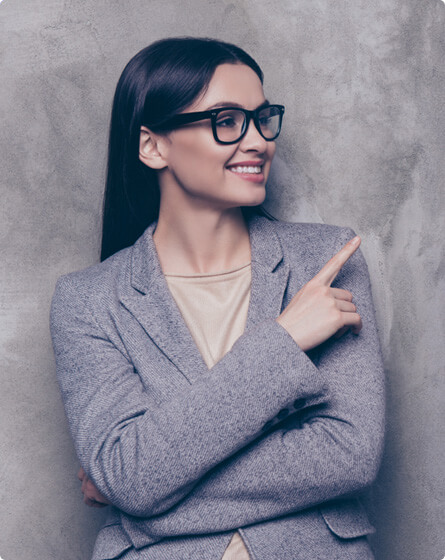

{"left": 320, "top": 498, "right": 376, "bottom": 539}
{"left": 91, "top": 522, "right": 133, "bottom": 560}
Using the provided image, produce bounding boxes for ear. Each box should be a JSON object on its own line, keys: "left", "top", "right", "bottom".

{"left": 139, "top": 126, "right": 168, "bottom": 170}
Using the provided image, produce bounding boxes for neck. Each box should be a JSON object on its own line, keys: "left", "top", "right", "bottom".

{"left": 153, "top": 204, "right": 251, "bottom": 275}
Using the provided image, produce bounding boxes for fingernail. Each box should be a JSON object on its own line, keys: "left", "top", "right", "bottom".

{"left": 351, "top": 236, "right": 360, "bottom": 246}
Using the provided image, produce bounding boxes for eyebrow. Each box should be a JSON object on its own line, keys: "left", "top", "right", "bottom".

{"left": 204, "top": 99, "right": 270, "bottom": 111}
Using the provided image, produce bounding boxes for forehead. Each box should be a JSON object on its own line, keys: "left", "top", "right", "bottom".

{"left": 190, "top": 63, "right": 266, "bottom": 111}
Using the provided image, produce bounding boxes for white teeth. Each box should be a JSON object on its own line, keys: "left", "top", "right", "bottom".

{"left": 230, "top": 165, "right": 262, "bottom": 174}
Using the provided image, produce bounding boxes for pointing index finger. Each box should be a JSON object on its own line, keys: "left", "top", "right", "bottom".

{"left": 315, "top": 236, "right": 361, "bottom": 286}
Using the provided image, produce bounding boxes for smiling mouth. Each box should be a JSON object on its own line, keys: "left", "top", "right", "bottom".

{"left": 228, "top": 165, "right": 262, "bottom": 174}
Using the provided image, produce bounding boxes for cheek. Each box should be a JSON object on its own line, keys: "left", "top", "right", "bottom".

{"left": 168, "top": 145, "right": 232, "bottom": 192}
{"left": 172, "top": 135, "right": 229, "bottom": 168}
{"left": 165, "top": 131, "right": 240, "bottom": 188}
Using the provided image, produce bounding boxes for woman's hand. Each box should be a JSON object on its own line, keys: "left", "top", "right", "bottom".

{"left": 276, "top": 236, "right": 362, "bottom": 352}
{"left": 77, "top": 467, "right": 111, "bottom": 508}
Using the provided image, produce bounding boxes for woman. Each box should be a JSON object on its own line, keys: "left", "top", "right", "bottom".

{"left": 51, "top": 37, "right": 385, "bottom": 560}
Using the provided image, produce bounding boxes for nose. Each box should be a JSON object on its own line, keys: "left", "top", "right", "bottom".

{"left": 238, "top": 117, "right": 269, "bottom": 153}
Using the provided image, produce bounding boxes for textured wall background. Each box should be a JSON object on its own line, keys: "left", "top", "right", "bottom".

{"left": 1, "top": 1, "right": 444, "bottom": 559}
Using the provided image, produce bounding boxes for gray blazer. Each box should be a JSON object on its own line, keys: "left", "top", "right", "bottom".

{"left": 50, "top": 215, "right": 385, "bottom": 560}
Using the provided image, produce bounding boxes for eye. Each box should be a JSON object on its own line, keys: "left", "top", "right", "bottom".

{"left": 216, "top": 116, "right": 237, "bottom": 128}
{"left": 215, "top": 110, "right": 244, "bottom": 129}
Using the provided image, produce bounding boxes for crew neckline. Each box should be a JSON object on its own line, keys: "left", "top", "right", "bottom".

{"left": 164, "top": 261, "right": 251, "bottom": 279}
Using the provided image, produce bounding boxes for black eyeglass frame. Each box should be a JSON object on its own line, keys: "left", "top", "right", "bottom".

{"left": 149, "top": 104, "right": 285, "bottom": 145}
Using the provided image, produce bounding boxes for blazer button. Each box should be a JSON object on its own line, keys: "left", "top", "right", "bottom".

{"left": 262, "top": 420, "right": 274, "bottom": 432}
{"left": 293, "top": 398, "right": 307, "bottom": 409}
{"left": 277, "top": 408, "right": 289, "bottom": 420}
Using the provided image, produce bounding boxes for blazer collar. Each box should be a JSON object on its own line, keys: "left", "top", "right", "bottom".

{"left": 121, "top": 214, "right": 290, "bottom": 382}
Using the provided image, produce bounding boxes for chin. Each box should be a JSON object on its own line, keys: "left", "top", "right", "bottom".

{"left": 242, "top": 199, "right": 265, "bottom": 209}
{"left": 216, "top": 185, "right": 266, "bottom": 210}
{"left": 242, "top": 190, "right": 267, "bottom": 208}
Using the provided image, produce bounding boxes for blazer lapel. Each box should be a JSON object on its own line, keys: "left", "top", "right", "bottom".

{"left": 120, "top": 215, "right": 290, "bottom": 383}
{"left": 245, "top": 215, "right": 290, "bottom": 331}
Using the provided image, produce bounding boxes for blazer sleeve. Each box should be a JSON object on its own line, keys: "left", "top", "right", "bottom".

{"left": 50, "top": 275, "right": 328, "bottom": 518}
{"left": 121, "top": 240, "right": 385, "bottom": 538}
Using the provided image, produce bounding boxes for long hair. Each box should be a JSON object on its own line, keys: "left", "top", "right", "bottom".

{"left": 101, "top": 37, "right": 272, "bottom": 261}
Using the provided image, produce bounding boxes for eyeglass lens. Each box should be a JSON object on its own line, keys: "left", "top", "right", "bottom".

{"left": 214, "top": 106, "right": 281, "bottom": 143}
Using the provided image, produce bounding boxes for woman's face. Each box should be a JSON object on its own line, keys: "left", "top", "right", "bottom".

{"left": 152, "top": 63, "right": 276, "bottom": 210}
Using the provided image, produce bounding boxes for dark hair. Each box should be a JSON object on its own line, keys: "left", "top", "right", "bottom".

{"left": 101, "top": 37, "right": 271, "bottom": 261}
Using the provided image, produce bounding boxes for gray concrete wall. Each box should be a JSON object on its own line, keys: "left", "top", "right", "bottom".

{"left": 1, "top": 1, "right": 444, "bottom": 558}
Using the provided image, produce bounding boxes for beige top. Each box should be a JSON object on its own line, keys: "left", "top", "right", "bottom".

{"left": 165, "top": 262, "right": 252, "bottom": 559}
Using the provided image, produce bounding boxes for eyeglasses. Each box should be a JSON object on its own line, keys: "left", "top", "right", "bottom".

{"left": 150, "top": 104, "right": 285, "bottom": 145}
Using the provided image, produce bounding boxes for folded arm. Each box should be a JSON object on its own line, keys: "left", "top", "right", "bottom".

{"left": 115, "top": 250, "right": 385, "bottom": 538}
